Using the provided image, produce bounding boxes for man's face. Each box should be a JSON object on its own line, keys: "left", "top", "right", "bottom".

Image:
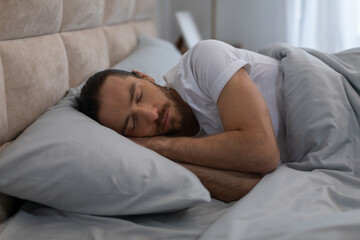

{"left": 97, "top": 74, "right": 186, "bottom": 137}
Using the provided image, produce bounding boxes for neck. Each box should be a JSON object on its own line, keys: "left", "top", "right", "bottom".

{"left": 169, "top": 88, "right": 200, "bottom": 137}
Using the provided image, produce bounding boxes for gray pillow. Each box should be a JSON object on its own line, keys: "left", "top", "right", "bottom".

{"left": 112, "top": 34, "right": 181, "bottom": 85}
{"left": 0, "top": 36, "right": 210, "bottom": 215}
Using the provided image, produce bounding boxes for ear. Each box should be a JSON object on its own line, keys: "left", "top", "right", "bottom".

{"left": 132, "top": 70, "right": 155, "bottom": 83}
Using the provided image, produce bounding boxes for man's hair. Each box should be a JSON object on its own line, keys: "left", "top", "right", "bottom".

{"left": 76, "top": 69, "right": 140, "bottom": 122}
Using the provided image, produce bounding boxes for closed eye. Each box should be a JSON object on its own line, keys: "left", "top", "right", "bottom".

{"left": 137, "top": 91, "right": 143, "bottom": 102}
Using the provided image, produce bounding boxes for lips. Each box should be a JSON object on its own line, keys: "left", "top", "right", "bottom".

{"left": 162, "top": 109, "right": 169, "bottom": 130}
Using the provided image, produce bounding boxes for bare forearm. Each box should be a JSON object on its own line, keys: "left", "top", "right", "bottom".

{"left": 151, "top": 130, "right": 279, "bottom": 173}
{"left": 179, "top": 162, "right": 262, "bottom": 203}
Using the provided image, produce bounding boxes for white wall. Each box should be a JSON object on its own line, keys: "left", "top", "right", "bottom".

{"left": 156, "top": 0, "right": 211, "bottom": 44}
{"left": 156, "top": 0, "right": 287, "bottom": 51}
{"left": 216, "top": 0, "right": 287, "bottom": 51}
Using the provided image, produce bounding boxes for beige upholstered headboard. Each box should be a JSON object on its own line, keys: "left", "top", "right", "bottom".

{"left": 0, "top": 0, "right": 157, "bottom": 222}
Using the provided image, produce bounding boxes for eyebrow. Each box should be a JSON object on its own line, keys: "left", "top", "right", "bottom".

{"left": 129, "top": 82, "right": 135, "bottom": 107}
{"left": 121, "top": 82, "right": 136, "bottom": 134}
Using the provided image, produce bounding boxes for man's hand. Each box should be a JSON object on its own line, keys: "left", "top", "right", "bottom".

{"left": 129, "top": 136, "right": 169, "bottom": 155}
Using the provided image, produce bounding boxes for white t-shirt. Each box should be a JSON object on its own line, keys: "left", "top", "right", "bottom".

{"left": 164, "top": 40, "right": 285, "bottom": 142}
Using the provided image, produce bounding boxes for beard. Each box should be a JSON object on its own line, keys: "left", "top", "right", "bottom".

{"left": 154, "top": 84, "right": 186, "bottom": 136}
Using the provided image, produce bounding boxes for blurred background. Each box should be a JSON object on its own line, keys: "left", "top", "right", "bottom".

{"left": 156, "top": 0, "right": 360, "bottom": 53}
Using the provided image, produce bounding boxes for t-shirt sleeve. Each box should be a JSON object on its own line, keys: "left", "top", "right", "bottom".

{"left": 186, "top": 40, "right": 251, "bottom": 103}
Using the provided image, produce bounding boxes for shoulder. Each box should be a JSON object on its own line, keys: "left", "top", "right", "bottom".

{"left": 183, "top": 40, "right": 241, "bottom": 72}
{"left": 187, "top": 40, "right": 237, "bottom": 59}
{"left": 192, "top": 39, "right": 230, "bottom": 50}
{"left": 184, "top": 40, "right": 254, "bottom": 72}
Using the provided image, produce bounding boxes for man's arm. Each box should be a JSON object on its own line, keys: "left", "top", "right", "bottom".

{"left": 179, "top": 162, "right": 262, "bottom": 203}
{"left": 132, "top": 68, "right": 279, "bottom": 174}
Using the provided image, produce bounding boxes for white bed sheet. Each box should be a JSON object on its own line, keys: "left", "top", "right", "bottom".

{"left": 0, "top": 200, "right": 230, "bottom": 240}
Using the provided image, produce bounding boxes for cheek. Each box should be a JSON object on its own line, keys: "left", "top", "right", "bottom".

{"left": 98, "top": 110, "right": 120, "bottom": 133}
{"left": 133, "top": 119, "right": 158, "bottom": 137}
{"left": 154, "top": 86, "right": 170, "bottom": 100}
{"left": 169, "top": 104, "right": 185, "bottom": 127}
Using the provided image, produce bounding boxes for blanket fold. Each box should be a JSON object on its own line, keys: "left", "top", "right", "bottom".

{"left": 259, "top": 43, "right": 360, "bottom": 175}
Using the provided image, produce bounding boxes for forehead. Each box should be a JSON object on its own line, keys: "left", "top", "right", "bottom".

{"left": 97, "top": 75, "right": 132, "bottom": 128}
{"left": 100, "top": 74, "right": 143, "bottom": 101}
{"left": 97, "top": 74, "right": 148, "bottom": 132}
{"left": 100, "top": 75, "right": 131, "bottom": 95}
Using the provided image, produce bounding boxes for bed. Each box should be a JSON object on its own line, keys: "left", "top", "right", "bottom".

{"left": 1, "top": 0, "right": 360, "bottom": 239}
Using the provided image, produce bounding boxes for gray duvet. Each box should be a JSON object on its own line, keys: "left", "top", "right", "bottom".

{"left": 1, "top": 44, "right": 360, "bottom": 240}
{"left": 199, "top": 44, "right": 360, "bottom": 240}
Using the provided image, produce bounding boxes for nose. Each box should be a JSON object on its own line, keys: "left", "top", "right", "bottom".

{"left": 136, "top": 105, "right": 159, "bottom": 122}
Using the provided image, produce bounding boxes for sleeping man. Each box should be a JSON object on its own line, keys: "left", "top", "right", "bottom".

{"left": 77, "top": 40, "right": 283, "bottom": 203}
